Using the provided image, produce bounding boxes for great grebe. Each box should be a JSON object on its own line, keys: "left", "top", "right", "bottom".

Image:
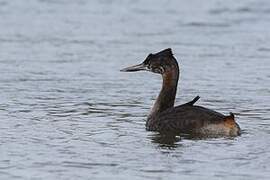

{"left": 121, "top": 48, "right": 240, "bottom": 137}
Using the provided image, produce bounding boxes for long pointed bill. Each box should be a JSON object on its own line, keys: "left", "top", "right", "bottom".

{"left": 120, "top": 63, "right": 147, "bottom": 72}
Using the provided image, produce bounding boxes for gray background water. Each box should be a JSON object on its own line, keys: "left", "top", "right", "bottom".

{"left": 0, "top": 0, "right": 270, "bottom": 179}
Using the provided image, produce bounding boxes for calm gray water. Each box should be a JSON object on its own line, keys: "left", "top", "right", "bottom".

{"left": 1, "top": 0, "right": 270, "bottom": 179}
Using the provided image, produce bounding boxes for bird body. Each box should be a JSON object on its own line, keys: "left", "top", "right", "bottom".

{"left": 121, "top": 48, "right": 240, "bottom": 137}
{"left": 147, "top": 103, "right": 240, "bottom": 136}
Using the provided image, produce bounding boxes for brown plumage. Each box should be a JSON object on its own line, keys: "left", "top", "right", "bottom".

{"left": 121, "top": 48, "right": 241, "bottom": 137}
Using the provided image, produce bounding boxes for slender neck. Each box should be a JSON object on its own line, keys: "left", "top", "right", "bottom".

{"left": 149, "top": 64, "right": 179, "bottom": 117}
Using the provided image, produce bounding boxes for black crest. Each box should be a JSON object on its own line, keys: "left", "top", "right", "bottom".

{"left": 155, "top": 48, "right": 173, "bottom": 57}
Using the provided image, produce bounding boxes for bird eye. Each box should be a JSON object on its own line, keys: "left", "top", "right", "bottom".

{"left": 159, "top": 66, "right": 165, "bottom": 73}
{"left": 152, "top": 67, "right": 161, "bottom": 73}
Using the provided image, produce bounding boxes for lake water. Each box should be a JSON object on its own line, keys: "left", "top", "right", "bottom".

{"left": 0, "top": 0, "right": 270, "bottom": 179}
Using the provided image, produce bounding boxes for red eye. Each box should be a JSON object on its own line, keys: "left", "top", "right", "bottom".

{"left": 153, "top": 67, "right": 161, "bottom": 73}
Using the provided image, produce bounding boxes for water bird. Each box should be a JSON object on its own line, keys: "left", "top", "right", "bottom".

{"left": 121, "top": 48, "right": 240, "bottom": 137}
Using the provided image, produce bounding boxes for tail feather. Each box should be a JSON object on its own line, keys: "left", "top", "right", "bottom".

{"left": 185, "top": 96, "right": 200, "bottom": 106}
{"left": 224, "top": 112, "right": 240, "bottom": 136}
{"left": 229, "top": 112, "right": 234, "bottom": 119}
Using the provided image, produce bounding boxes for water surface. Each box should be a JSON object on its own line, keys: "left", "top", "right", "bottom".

{"left": 0, "top": 0, "right": 270, "bottom": 179}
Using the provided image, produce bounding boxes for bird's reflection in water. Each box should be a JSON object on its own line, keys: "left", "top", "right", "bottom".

{"left": 150, "top": 133, "right": 182, "bottom": 149}
{"left": 150, "top": 133, "right": 211, "bottom": 149}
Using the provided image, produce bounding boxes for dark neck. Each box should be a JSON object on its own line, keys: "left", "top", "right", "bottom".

{"left": 149, "top": 63, "right": 179, "bottom": 117}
